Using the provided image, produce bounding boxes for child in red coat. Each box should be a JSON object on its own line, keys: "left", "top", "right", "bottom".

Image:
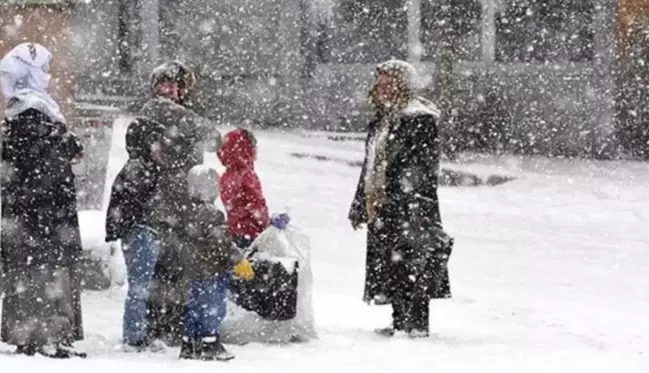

{"left": 218, "top": 128, "right": 271, "bottom": 248}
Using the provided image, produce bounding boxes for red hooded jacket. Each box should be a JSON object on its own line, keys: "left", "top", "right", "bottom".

{"left": 218, "top": 129, "right": 270, "bottom": 240}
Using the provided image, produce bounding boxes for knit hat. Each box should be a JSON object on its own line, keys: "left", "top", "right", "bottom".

{"left": 187, "top": 165, "right": 220, "bottom": 202}
{"left": 368, "top": 59, "right": 419, "bottom": 112}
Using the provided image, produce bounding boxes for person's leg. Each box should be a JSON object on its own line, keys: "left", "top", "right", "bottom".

{"left": 66, "top": 262, "right": 84, "bottom": 343}
{"left": 196, "top": 275, "right": 229, "bottom": 336}
{"left": 122, "top": 228, "right": 160, "bottom": 347}
{"left": 197, "top": 275, "right": 233, "bottom": 361}
{"left": 408, "top": 298, "right": 430, "bottom": 338}
{"left": 180, "top": 280, "right": 200, "bottom": 359}
{"left": 392, "top": 298, "right": 408, "bottom": 331}
{"left": 8, "top": 265, "right": 75, "bottom": 358}
{"left": 399, "top": 250, "right": 430, "bottom": 338}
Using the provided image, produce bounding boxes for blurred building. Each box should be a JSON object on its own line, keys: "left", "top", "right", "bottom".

{"left": 5, "top": 1, "right": 645, "bottom": 158}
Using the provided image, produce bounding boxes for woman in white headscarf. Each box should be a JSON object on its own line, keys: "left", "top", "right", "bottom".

{"left": 348, "top": 60, "right": 453, "bottom": 339}
{"left": 0, "top": 42, "right": 86, "bottom": 358}
{"left": 0, "top": 42, "right": 65, "bottom": 122}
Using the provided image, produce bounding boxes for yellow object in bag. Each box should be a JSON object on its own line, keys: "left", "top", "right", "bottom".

{"left": 233, "top": 259, "right": 255, "bottom": 281}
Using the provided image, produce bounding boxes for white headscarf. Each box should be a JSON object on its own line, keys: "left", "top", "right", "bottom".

{"left": 0, "top": 42, "right": 64, "bottom": 122}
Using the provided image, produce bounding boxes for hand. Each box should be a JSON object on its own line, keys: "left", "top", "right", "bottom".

{"left": 348, "top": 207, "right": 366, "bottom": 231}
{"left": 233, "top": 259, "right": 255, "bottom": 281}
{"left": 350, "top": 217, "right": 365, "bottom": 230}
{"left": 271, "top": 213, "right": 291, "bottom": 230}
{"left": 108, "top": 241, "right": 121, "bottom": 256}
{"left": 65, "top": 132, "right": 84, "bottom": 163}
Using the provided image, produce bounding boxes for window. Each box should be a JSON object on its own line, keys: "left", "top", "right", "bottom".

{"left": 495, "top": 0, "right": 595, "bottom": 63}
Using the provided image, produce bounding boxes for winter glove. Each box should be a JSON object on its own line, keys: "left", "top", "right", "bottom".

{"left": 233, "top": 258, "right": 255, "bottom": 281}
{"left": 62, "top": 131, "right": 84, "bottom": 164}
{"left": 426, "top": 226, "right": 454, "bottom": 260}
{"left": 271, "top": 213, "right": 291, "bottom": 230}
{"left": 348, "top": 202, "right": 367, "bottom": 230}
{"left": 349, "top": 216, "right": 364, "bottom": 230}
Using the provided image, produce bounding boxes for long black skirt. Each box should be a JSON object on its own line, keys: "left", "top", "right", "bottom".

{"left": 1, "top": 265, "right": 76, "bottom": 346}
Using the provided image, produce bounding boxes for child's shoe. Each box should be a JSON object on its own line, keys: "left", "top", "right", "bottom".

{"left": 179, "top": 336, "right": 201, "bottom": 360}
{"left": 200, "top": 336, "right": 235, "bottom": 361}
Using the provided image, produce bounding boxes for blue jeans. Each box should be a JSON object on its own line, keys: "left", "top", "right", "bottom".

{"left": 184, "top": 275, "right": 229, "bottom": 339}
{"left": 122, "top": 227, "right": 160, "bottom": 344}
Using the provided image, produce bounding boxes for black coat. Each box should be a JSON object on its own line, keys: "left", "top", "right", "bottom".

{"left": 178, "top": 199, "right": 242, "bottom": 279}
{"left": 1, "top": 109, "right": 84, "bottom": 344}
{"left": 1, "top": 109, "right": 83, "bottom": 267}
{"left": 138, "top": 98, "right": 218, "bottom": 231}
{"left": 105, "top": 158, "right": 160, "bottom": 242}
{"left": 349, "top": 106, "right": 452, "bottom": 302}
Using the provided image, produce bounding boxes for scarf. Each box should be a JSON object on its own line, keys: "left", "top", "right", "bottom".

{"left": 0, "top": 43, "right": 63, "bottom": 122}
{"left": 364, "top": 60, "right": 418, "bottom": 224}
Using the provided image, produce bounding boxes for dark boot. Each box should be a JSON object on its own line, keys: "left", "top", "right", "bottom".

{"left": 56, "top": 342, "right": 88, "bottom": 358}
{"left": 374, "top": 325, "right": 396, "bottom": 337}
{"left": 37, "top": 343, "right": 86, "bottom": 359}
{"left": 200, "top": 336, "right": 234, "bottom": 361}
{"left": 37, "top": 344, "right": 71, "bottom": 359}
{"left": 179, "top": 337, "right": 200, "bottom": 360}
{"left": 407, "top": 298, "right": 430, "bottom": 339}
{"left": 374, "top": 301, "right": 407, "bottom": 337}
{"left": 123, "top": 339, "right": 166, "bottom": 353}
{"left": 124, "top": 340, "right": 149, "bottom": 353}
{"left": 15, "top": 344, "right": 37, "bottom": 356}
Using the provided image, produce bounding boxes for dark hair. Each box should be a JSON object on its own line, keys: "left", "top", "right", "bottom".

{"left": 150, "top": 60, "right": 196, "bottom": 92}
{"left": 241, "top": 128, "right": 257, "bottom": 149}
{"left": 126, "top": 117, "right": 166, "bottom": 160}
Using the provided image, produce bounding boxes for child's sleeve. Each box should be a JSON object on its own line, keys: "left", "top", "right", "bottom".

{"left": 242, "top": 170, "right": 271, "bottom": 231}
{"left": 200, "top": 206, "right": 244, "bottom": 267}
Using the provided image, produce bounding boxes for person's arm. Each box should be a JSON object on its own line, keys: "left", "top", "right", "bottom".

{"left": 400, "top": 114, "right": 443, "bottom": 245}
{"left": 242, "top": 170, "right": 271, "bottom": 232}
{"left": 348, "top": 121, "right": 377, "bottom": 227}
{"left": 199, "top": 206, "right": 252, "bottom": 280}
{"left": 172, "top": 103, "right": 221, "bottom": 150}
{"left": 105, "top": 161, "right": 157, "bottom": 242}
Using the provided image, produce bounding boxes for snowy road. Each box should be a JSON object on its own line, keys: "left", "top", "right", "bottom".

{"left": 1, "top": 118, "right": 648, "bottom": 372}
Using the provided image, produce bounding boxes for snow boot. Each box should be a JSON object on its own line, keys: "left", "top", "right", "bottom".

{"left": 123, "top": 340, "right": 149, "bottom": 353}
{"left": 374, "top": 326, "right": 396, "bottom": 337}
{"left": 15, "top": 344, "right": 37, "bottom": 356}
{"left": 200, "top": 336, "right": 234, "bottom": 361}
{"left": 374, "top": 317, "right": 407, "bottom": 337}
{"left": 37, "top": 343, "right": 86, "bottom": 359}
{"left": 56, "top": 343, "right": 88, "bottom": 358}
{"left": 179, "top": 337, "right": 201, "bottom": 360}
{"left": 374, "top": 324, "right": 409, "bottom": 337}
{"left": 123, "top": 339, "right": 166, "bottom": 353}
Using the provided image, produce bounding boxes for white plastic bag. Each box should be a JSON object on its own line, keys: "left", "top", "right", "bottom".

{"left": 221, "top": 224, "right": 317, "bottom": 344}
{"left": 107, "top": 240, "right": 126, "bottom": 287}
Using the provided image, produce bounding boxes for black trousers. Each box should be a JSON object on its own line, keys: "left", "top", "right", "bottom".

{"left": 392, "top": 297, "right": 429, "bottom": 332}
{"left": 387, "top": 247, "right": 430, "bottom": 332}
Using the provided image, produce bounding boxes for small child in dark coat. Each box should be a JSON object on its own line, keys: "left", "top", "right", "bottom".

{"left": 179, "top": 165, "right": 255, "bottom": 361}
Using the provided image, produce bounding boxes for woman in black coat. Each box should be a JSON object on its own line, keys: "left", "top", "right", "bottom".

{"left": 348, "top": 60, "right": 453, "bottom": 338}
{"left": 1, "top": 105, "right": 85, "bottom": 357}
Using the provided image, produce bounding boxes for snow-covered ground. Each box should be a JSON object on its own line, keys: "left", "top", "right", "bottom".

{"left": 2, "top": 117, "right": 648, "bottom": 372}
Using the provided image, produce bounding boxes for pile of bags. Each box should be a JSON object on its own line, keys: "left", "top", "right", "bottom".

{"left": 223, "top": 225, "right": 317, "bottom": 344}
